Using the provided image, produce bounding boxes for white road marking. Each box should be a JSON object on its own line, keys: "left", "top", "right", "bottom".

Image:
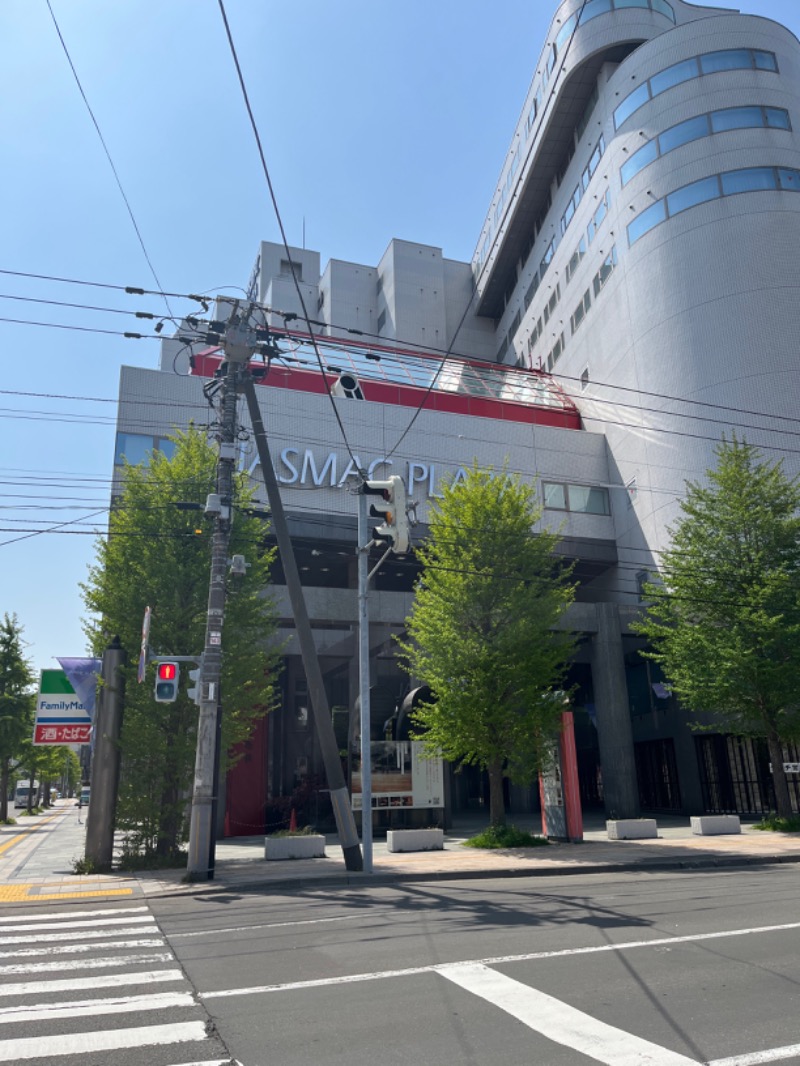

{"left": 0, "top": 906, "right": 148, "bottom": 924}
{"left": 0, "top": 990, "right": 195, "bottom": 1024}
{"left": 201, "top": 919, "right": 800, "bottom": 999}
{"left": 0, "top": 924, "right": 158, "bottom": 945}
{"left": 0, "top": 968, "right": 184, "bottom": 997}
{"left": 0, "top": 1020, "right": 209, "bottom": 1061}
{"left": 0, "top": 951, "right": 173, "bottom": 975}
{"left": 169, "top": 914, "right": 361, "bottom": 938}
{"left": 707, "top": 1045, "right": 800, "bottom": 1065}
{"left": 0, "top": 938, "right": 165, "bottom": 959}
{"left": 0, "top": 914, "right": 154, "bottom": 933}
{"left": 440, "top": 962, "right": 697, "bottom": 1066}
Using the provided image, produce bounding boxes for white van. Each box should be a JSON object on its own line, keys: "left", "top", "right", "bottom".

{"left": 14, "top": 782, "right": 39, "bottom": 809}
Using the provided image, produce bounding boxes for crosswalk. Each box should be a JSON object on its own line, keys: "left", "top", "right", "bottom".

{"left": 0, "top": 902, "right": 239, "bottom": 1065}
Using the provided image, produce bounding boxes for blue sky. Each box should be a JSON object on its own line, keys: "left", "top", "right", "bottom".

{"left": 2, "top": 0, "right": 798, "bottom": 671}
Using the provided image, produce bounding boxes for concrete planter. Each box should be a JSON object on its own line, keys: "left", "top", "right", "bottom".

{"left": 387, "top": 828, "right": 444, "bottom": 853}
{"left": 691, "top": 815, "right": 741, "bottom": 836}
{"left": 264, "top": 834, "right": 326, "bottom": 860}
{"left": 606, "top": 818, "right": 658, "bottom": 840}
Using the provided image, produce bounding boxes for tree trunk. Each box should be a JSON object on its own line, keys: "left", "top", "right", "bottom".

{"left": 767, "top": 732, "right": 793, "bottom": 820}
{"left": 488, "top": 760, "right": 506, "bottom": 827}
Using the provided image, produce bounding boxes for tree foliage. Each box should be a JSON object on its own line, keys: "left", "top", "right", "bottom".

{"left": 0, "top": 614, "right": 35, "bottom": 822}
{"left": 633, "top": 438, "right": 800, "bottom": 818}
{"left": 399, "top": 465, "right": 577, "bottom": 826}
{"left": 82, "top": 428, "right": 281, "bottom": 855}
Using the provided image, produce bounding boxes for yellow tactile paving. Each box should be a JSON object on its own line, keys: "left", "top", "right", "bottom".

{"left": 0, "top": 883, "right": 134, "bottom": 902}
{"left": 0, "top": 810, "right": 63, "bottom": 857}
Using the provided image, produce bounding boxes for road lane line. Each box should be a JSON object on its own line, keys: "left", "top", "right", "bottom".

{"left": 0, "top": 1020, "right": 209, "bottom": 1061}
{"left": 0, "top": 914, "right": 154, "bottom": 933}
{"left": 201, "top": 919, "right": 800, "bottom": 999}
{"left": 0, "top": 938, "right": 165, "bottom": 959}
{"left": 0, "top": 923, "right": 158, "bottom": 945}
{"left": 707, "top": 1045, "right": 800, "bottom": 1065}
{"left": 169, "top": 914, "right": 361, "bottom": 938}
{"left": 440, "top": 962, "right": 697, "bottom": 1066}
{"left": 0, "top": 968, "right": 184, "bottom": 997}
{"left": 1, "top": 905, "right": 148, "bottom": 923}
{"left": 0, "top": 990, "right": 195, "bottom": 1024}
{"left": 0, "top": 951, "right": 173, "bottom": 975}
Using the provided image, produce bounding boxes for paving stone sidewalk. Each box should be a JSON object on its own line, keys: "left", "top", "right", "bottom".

{"left": 4, "top": 801, "right": 800, "bottom": 902}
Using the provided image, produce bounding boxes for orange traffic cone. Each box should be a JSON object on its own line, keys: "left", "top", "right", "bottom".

{"left": 289, "top": 808, "right": 297, "bottom": 832}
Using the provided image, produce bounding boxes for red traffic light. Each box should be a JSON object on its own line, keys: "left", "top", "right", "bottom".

{"left": 157, "top": 662, "right": 177, "bottom": 681}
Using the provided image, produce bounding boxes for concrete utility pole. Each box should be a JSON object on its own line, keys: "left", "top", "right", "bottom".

{"left": 243, "top": 375, "right": 363, "bottom": 872}
{"left": 85, "top": 637, "right": 126, "bottom": 870}
{"left": 186, "top": 310, "right": 248, "bottom": 881}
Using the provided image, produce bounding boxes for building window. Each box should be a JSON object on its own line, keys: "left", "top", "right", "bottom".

{"left": 114, "top": 433, "right": 176, "bottom": 466}
{"left": 593, "top": 247, "right": 618, "bottom": 295}
{"left": 628, "top": 165, "right": 800, "bottom": 246}
{"left": 546, "top": 332, "right": 566, "bottom": 371}
{"left": 543, "top": 482, "right": 611, "bottom": 515}
{"left": 280, "top": 259, "right": 302, "bottom": 280}
{"left": 566, "top": 237, "right": 587, "bottom": 283}
{"left": 614, "top": 48, "right": 779, "bottom": 129}
{"left": 377, "top": 309, "right": 386, "bottom": 334}
{"left": 570, "top": 289, "right": 592, "bottom": 334}
{"left": 317, "top": 290, "right": 325, "bottom": 311}
{"left": 621, "top": 105, "right": 792, "bottom": 186}
{"left": 580, "top": 367, "right": 590, "bottom": 391}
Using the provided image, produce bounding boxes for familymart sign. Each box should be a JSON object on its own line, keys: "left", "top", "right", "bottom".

{"left": 34, "top": 668, "right": 94, "bottom": 745}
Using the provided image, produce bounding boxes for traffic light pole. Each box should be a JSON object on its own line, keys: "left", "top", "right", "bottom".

{"left": 357, "top": 486, "right": 373, "bottom": 872}
{"left": 186, "top": 353, "right": 239, "bottom": 881}
{"left": 242, "top": 375, "right": 363, "bottom": 872}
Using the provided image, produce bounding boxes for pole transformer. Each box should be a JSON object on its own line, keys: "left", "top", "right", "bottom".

{"left": 242, "top": 374, "right": 363, "bottom": 872}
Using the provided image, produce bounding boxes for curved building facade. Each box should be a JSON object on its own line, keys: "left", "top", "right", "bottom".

{"left": 475, "top": 0, "right": 800, "bottom": 594}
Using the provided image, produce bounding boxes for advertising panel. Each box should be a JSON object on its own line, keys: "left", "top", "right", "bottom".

{"left": 34, "top": 669, "right": 93, "bottom": 745}
{"left": 351, "top": 740, "right": 443, "bottom": 810}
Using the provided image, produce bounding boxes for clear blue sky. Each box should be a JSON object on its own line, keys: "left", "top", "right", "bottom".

{"left": 2, "top": 0, "right": 798, "bottom": 672}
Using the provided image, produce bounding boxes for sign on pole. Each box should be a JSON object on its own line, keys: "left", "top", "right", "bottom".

{"left": 137, "top": 606, "right": 152, "bottom": 683}
{"left": 34, "top": 669, "right": 93, "bottom": 745}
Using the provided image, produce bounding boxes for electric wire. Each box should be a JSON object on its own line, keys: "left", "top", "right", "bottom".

{"left": 214, "top": 0, "right": 358, "bottom": 467}
{"left": 44, "top": 0, "right": 176, "bottom": 321}
{"left": 383, "top": 0, "right": 591, "bottom": 461}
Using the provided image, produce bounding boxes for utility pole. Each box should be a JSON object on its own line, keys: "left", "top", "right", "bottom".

{"left": 242, "top": 375, "right": 363, "bottom": 872}
{"left": 84, "top": 637, "right": 126, "bottom": 870}
{"left": 186, "top": 308, "right": 248, "bottom": 881}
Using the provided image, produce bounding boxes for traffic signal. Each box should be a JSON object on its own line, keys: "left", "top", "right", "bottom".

{"left": 154, "top": 661, "right": 180, "bottom": 703}
{"left": 364, "top": 475, "right": 409, "bottom": 553}
{"left": 187, "top": 664, "right": 202, "bottom": 706}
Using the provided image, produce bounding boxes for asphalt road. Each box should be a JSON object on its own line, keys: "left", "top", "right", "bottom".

{"left": 142, "top": 864, "right": 800, "bottom": 1066}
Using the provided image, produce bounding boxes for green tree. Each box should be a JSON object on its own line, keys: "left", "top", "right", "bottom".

{"left": 399, "top": 465, "right": 577, "bottom": 827}
{"left": 82, "top": 427, "right": 281, "bottom": 856}
{"left": 0, "top": 614, "right": 35, "bottom": 822}
{"left": 634, "top": 438, "right": 800, "bottom": 819}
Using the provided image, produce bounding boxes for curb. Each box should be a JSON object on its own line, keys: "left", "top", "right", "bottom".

{"left": 132, "top": 851, "right": 800, "bottom": 899}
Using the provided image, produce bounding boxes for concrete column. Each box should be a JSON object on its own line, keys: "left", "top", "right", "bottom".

{"left": 590, "top": 603, "right": 640, "bottom": 819}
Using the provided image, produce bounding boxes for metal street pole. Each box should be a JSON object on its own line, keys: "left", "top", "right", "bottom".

{"left": 357, "top": 485, "right": 373, "bottom": 872}
{"left": 186, "top": 349, "right": 240, "bottom": 881}
{"left": 84, "top": 637, "right": 126, "bottom": 869}
{"left": 242, "top": 374, "right": 363, "bottom": 872}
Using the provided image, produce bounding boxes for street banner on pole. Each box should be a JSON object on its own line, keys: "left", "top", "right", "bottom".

{"left": 56, "top": 657, "right": 102, "bottom": 714}
{"left": 34, "top": 668, "right": 94, "bottom": 745}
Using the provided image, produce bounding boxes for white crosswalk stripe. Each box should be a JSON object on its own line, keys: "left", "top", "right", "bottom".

{"left": 0, "top": 901, "right": 233, "bottom": 1065}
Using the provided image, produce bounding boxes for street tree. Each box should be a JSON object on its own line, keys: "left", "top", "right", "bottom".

{"left": 634, "top": 438, "right": 800, "bottom": 820}
{"left": 399, "top": 465, "right": 577, "bottom": 827}
{"left": 82, "top": 427, "right": 281, "bottom": 856}
{"left": 0, "top": 614, "right": 35, "bottom": 822}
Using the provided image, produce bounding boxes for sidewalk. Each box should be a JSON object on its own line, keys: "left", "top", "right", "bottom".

{"left": 4, "top": 801, "right": 800, "bottom": 901}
